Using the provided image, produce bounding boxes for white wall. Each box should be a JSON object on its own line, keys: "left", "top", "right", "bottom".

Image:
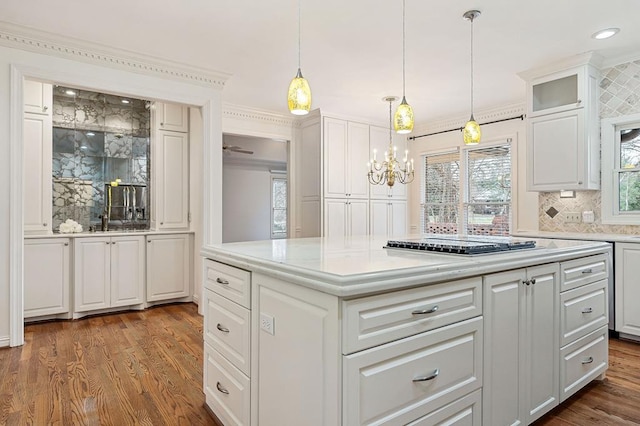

{"left": 407, "top": 104, "right": 539, "bottom": 235}
{"left": 0, "top": 40, "right": 223, "bottom": 347}
{"left": 222, "top": 135, "right": 287, "bottom": 243}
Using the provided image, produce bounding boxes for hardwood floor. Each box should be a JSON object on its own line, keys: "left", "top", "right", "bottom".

{"left": 535, "top": 337, "right": 640, "bottom": 425}
{"left": 2, "top": 305, "right": 640, "bottom": 425}
{"left": 0, "top": 303, "right": 221, "bottom": 426}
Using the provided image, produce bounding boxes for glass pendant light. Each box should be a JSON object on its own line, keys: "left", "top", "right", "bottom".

{"left": 462, "top": 10, "right": 481, "bottom": 145}
{"left": 394, "top": 0, "right": 414, "bottom": 134}
{"left": 288, "top": 0, "right": 311, "bottom": 115}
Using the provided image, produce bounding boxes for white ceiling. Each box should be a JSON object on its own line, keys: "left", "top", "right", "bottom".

{"left": 2, "top": 0, "right": 639, "bottom": 126}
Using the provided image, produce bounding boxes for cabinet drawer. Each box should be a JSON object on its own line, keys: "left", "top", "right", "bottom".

{"left": 204, "top": 289, "right": 251, "bottom": 376}
{"left": 560, "top": 254, "right": 608, "bottom": 291}
{"left": 205, "top": 259, "right": 251, "bottom": 308}
{"left": 560, "top": 325, "right": 608, "bottom": 402}
{"left": 343, "top": 317, "right": 482, "bottom": 426}
{"left": 407, "top": 389, "right": 481, "bottom": 426}
{"left": 204, "top": 343, "right": 250, "bottom": 426}
{"left": 560, "top": 280, "right": 608, "bottom": 347}
{"left": 342, "top": 277, "right": 482, "bottom": 354}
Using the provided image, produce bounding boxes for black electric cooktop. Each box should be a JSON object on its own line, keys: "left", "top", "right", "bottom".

{"left": 385, "top": 235, "right": 537, "bottom": 255}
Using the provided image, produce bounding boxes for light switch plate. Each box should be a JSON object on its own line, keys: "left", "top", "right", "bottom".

{"left": 582, "top": 211, "right": 595, "bottom": 223}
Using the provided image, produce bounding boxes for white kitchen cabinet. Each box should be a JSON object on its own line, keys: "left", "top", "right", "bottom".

{"left": 153, "top": 130, "right": 190, "bottom": 230}
{"left": 615, "top": 242, "right": 640, "bottom": 338}
{"left": 156, "top": 102, "right": 189, "bottom": 133}
{"left": 23, "top": 79, "right": 52, "bottom": 115}
{"left": 74, "top": 235, "right": 145, "bottom": 312}
{"left": 324, "top": 198, "right": 368, "bottom": 238}
{"left": 483, "top": 263, "right": 559, "bottom": 425}
{"left": 24, "top": 238, "right": 70, "bottom": 318}
{"left": 146, "top": 233, "right": 191, "bottom": 302}
{"left": 369, "top": 125, "right": 407, "bottom": 199}
{"left": 522, "top": 56, "right": 600, "bottom": 191}
{"left": 323, "top": 118, "right": 369, "bottom": 199}
{"left": 23, "top": 89, "right": 53, "bottom": 235}
{"left": 370, "top": 199, "right": 407, "bottom": 237}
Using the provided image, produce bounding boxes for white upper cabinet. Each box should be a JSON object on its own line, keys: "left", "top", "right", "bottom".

{"left": 521, "top": 54, "right": 601, "bottom": 191}
{"left": 23, "top": 79, "right": 52, "bottom": 115}
{"left": 156, "top": 102, "right": 189, "bottom": 132}
{"left": 152, "top": 102, "right": 190, "bottom": 230}
{"left": 323, "top": 118, "right": 369, "bottom": 199}
{"left": 23, "top": 81, "right": 53, "bottom": 235}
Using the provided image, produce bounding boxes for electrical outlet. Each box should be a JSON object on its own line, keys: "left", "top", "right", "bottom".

{"left": 260, "top": 313, "right": 275, "bottom": 335}
{"left": 564, "top": 212, "right": 581, "bottom": 223}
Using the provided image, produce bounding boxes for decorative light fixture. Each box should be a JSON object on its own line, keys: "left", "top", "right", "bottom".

{"left": 287, "top": 0, "right": 311, "bottom": 115}
{"left": 462, "top": 10, "right": 481, "bottom": 145}
{"left": 393, "top": 0, "right": 414, "bottom": 134}
{"left": 368, "top": 96, "right": 415, "bottom": 187}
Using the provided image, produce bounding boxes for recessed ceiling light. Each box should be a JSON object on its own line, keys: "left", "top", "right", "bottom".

{"left": 592, "top": 28, "right": 620, "bottom": 40}
{"left": 121, "top": 99, "right": 130, "bottom": 104}
{"left": 65, "top": 89, "right": 76, "bottom": 96}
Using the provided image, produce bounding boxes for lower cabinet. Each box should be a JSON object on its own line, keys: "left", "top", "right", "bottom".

{"left": 324, "top": 198, "right": 368, "bottom": 238}
{"left": 74, "top": 236, "right": 145, "bottom": 312}
{"left": 146, "top": 233, "right": 191, "bottom": 302}
{"left": 369, "top": 199, "right": 407, "bottom": 236}
{"left": 483, "top": 263, "right": 559, "bottom": 425}
{"left": 615, "top": 242, "right": 640, "bottom": 337}
{"left": 24, "top": 238, "right": 70, "bottom": 318}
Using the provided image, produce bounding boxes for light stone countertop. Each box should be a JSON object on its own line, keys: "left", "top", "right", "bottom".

{"left": 513, "top": 230, "right": 640, "bottom": 243}
{"left": 202, "top": 235, "right": 612, "bottom": 297}
{"left": 24, "top": 229, "right": 194, "bottom": 239}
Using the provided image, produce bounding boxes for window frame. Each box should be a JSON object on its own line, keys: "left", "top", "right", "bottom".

{"left": 602, "top": 112, "right": 640, "bottom": 224}
{"left": 421, "top": 138, "right": 513, "bottom": 235}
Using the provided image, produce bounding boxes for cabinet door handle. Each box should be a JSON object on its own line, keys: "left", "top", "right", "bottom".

{"left": 216, "top": 277, "right": 230, "bottom": 285}
{"left": 43, "top": 105, "right": 49, "bottom": 112}
{"left": 64, "top": 243, "right": 69, "bottom": 246}
{"left": 106, "top": 242, "right": 110, "bottom": 245}
{"left": 577, "top": 99, "right": 582, "bottom": 105}
{"left": 216, "top": 382, "right": 229, "bottom": 394}
{"left": 43, "top": 222, "right": 48, "bottom": 227}
{"left": 582, "top": 307, "right": 593, "bottom": 314}
{"left": 412, "top": 305, "right": 439, "bottom": 315}
{"left": 582, "top": 356, "right": 594, "bottom": 365}
{"left": 160, "top": 122, "right": 164, "bottom": 127}
{"left": 216, "top": 323, "right": 230, "bottom": 333}
{"left": 530, "top": 278, "right": 536, "bottom": 285}
{"left": 413, "top": 368, "right": 439, "bottom": 382}
{"left": 582, "top": 269, "right": 593, "bottom": 274}
{"left": 523, "top": 279, "right": 530, "bottom": 286}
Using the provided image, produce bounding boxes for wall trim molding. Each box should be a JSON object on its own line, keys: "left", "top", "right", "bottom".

{"left": 222, "top": 103, "right": 295, "bottom": 130}
{"left": 0, "top": 21, "right": 230, "bottom": 89}
{"left": 414, "top": 102, "right": 526, "bottom": 136}
{"left": 0, "top": 336, "right": 9, "bottom": 348}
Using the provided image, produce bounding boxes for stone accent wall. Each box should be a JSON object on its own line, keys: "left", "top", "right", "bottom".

{"left": 539, "top": 58, "right": 640, "bottom": 233}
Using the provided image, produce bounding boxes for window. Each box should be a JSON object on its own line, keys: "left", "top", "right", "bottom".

{"left": 422, "top": 140, "right": 512, "bottom": 235}
{"left": 602, "top": 113, "right": 640, "bottom": 224}
{"left": 271, "top": 175, "right": 287, "bottom": 238}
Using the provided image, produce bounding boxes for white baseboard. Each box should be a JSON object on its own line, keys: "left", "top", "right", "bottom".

{"left": 0, "top": 336, "right": 10, "bottom": 348}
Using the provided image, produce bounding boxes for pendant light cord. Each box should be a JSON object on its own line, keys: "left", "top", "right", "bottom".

{"left": 469, "top": 15, "right": 474, "bottom": 116}
{"left": 402, "top": 0, "right": 406, "bottom": 97}
{"left": 297, "top": 0, "right": 301, "bottom": 69}
{"left": 389, "top": 99, "right": 393, "bottom": 146}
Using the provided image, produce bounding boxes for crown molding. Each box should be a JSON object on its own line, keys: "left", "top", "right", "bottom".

{"left": 517, "top": 51, "right": 604, "bottom": 81}
{"left": 0, "top": 21, "right": 230, "bottom": 89}
{"left": 415, "top": 102, "right": 525, "bottom": 135}
{"left": 223, "top": 103, "right": 296, "bottom": 128}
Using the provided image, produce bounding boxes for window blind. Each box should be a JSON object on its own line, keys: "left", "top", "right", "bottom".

{"left": 465, "top": 144, "right": 511, "bottom": 236}
{"left": 422, "top": 151, "right": 460, "bottom": 234}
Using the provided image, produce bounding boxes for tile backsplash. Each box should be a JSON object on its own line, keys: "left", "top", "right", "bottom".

{"left": 539, "top": 58, "right": 640, "bottom": 234}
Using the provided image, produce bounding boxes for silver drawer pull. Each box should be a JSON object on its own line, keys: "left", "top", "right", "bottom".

{"left": 216, "top": 323, "right": 230, "bottom": 333}
{"left": 413, "top": 368, "right": 440, "bottom": 382}
{"left": 582, "top": 356, "right": 594, "bottom": 365}
{"left": 582, "top": 269, "right": 593, "bottom": 274}
{"left": 582, "top": 307, "right": 593, "bottom": 314}
{"left": 412, "top": 305, "right": 439, "bottom": 315}
{"left": 216, "top": 382, "right": 229, "bottom": 394}
{"left": 216, "top": 277, "right": 230, "bottom": 285}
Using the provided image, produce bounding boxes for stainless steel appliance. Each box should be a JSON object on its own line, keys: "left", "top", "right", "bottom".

{"left": 385, "top": 235, "right": 536, "bottom": 255}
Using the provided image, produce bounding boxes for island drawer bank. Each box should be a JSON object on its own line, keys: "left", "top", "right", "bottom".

{"left": 201, "top": 236, "right": 611, "bottom": 426}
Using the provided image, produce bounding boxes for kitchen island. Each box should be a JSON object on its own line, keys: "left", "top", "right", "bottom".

{"left": 201, "top": 236, "right": 611, "bottom": 425}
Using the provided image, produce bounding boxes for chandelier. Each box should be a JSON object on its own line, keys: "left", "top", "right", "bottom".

{"left": 368, "top": 96, "right": 415, "bottom": 187}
